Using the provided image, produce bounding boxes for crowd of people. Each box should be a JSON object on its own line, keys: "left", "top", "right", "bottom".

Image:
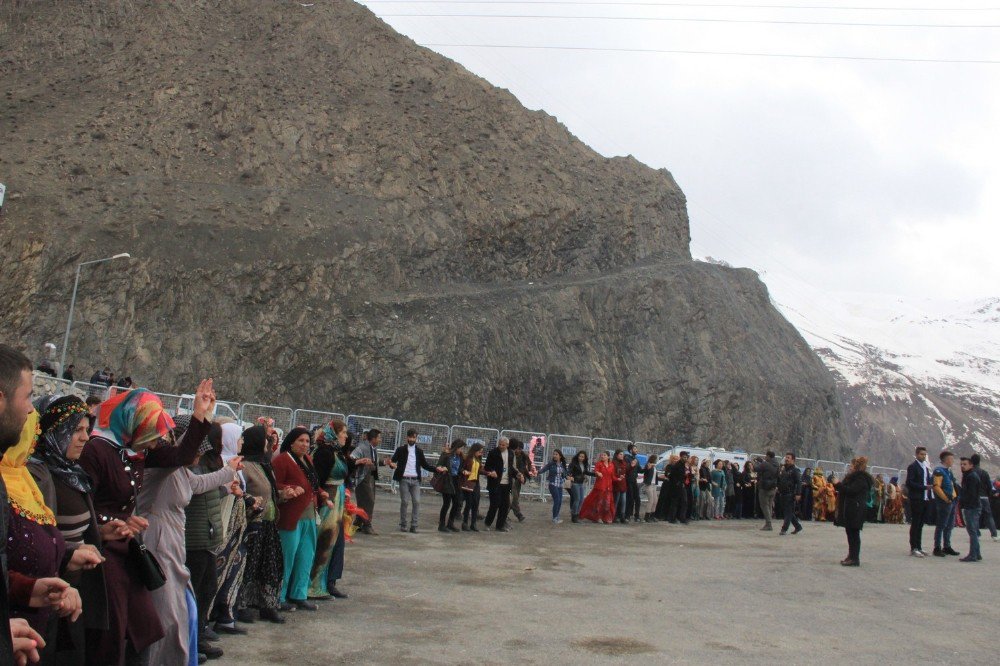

{"left": 2, "top": 342, "right": 999, "bottom": 666}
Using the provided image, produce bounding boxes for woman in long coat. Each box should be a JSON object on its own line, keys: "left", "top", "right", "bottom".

{"left": 137, "top": 415, "right": 241, "bottom": 665}
{"left": 834, "top": 457, "right": 875, "bottom": 567}
{"left": 78, "top": 381, "right": 216, "bottom": 665}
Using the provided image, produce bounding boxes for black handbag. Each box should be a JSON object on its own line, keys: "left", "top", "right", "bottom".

{"left": 430, "top": 471, "right": 447, "bottom": 494}
{"left": 127, "top": 534, "right": 166, "bottom": 591}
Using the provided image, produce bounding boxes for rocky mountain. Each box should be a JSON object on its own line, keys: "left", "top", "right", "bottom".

{"left": 772, "top": 281, "right": 999, "bottom": 471}
{"left": 0, "top": 0, "right": 849, "bottom": 458}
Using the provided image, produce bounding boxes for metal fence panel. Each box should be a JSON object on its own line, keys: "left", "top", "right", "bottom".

{"left": 176, "top": 396, "right": 242, "bottom": 423}
{"left": 293, "top": 410, "right": 347, "bottom": 432}
{"left": 347, "top": 415, "right": 400, "bottom": 489}
{"left": 154, "top": 392, "right": 184, "bottom": 417}
{"left": 815, "top": 459, "right": 848, "bottom": 479}
{"left": 500, "top": 429, "right": 547, "bottom": 498}
{"left": 870, "top": 466, "right": 898, "bottom": 482}
{"left": 449, "top": 426, "right": 500, "bottom": 452}
{"left": 72, "top": 381, "right": 110, "bottom": 401}
{"left": 240, "top": 403, "right": 294, "bottom": 436}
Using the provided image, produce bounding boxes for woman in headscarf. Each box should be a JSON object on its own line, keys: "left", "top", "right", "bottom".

{"left": 78, "top": 380, "right": 215, "bottom": 666}
{"left": 4, "top": 410, "right": 97, "bottom": 659}
{"left": 884, "top": 477, "right": 905, "bottom": 524}
{"left": 812, "top": 469, "right": 828, "bottom": 521}
{"left": 272, "top": 427, "right": 326, "bottom": 611}
{"left": 308, "top": 420, "right": 364, "bottom": 600}
{"left": 234, "top": 425, "right": 286, "bottom": 623}
{"left": 28, "top": 395, "right": 126, "bottom": 665}
{"left": 209, "top": 422, "right": 260, "bottom": 635}
{"left": 136, "top": 414, "right": 242, "bottom": 666}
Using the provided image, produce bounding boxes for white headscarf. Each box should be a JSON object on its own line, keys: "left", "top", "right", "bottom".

{"left": 221, "top": 422, "right": 245, "bottom": 487}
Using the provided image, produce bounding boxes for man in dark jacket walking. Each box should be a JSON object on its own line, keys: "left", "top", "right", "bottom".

{"left": 970, "top": 454, "right": 998, "bottom": 542}
{"left": 755, "top": 452, "right": 780, "bottom": 531}
{"left": 778, "top": 453, "right": 803, "bottom": 535}
{"left": 484, "top": 438, "right": 523, "bottom": 532}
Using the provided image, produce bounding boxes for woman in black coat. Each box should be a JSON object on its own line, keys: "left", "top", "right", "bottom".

{"left": 436, "top": 440, "right": 466, "bottom": 532}
{"left": 835, "top": 457, "right": 875, "bottom": 567}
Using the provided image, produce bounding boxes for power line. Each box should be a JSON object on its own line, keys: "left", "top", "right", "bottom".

{"left": 381, "top": 12, "right": 1000, "bottom": 27}
{"left": 364, "top": 1, "right": 1000, "bottom": 11}
{"left": 420, "top": 42, "right": 1000, "bottom": 63}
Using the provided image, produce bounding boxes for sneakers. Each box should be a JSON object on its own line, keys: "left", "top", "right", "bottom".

{"left": 910, "top": 549, "right": 926, "bottom": 558}
{"left": 779, "top": 530, "right": 788, "bottom": 536}
{"left": 992, "top": 536, "right": 999, "bottom": 543}
{"left": 499, "top": 525, "right": 512, "bottom": 532}
{"left": 552, "top": 518, "right": 563, "bottom": 524}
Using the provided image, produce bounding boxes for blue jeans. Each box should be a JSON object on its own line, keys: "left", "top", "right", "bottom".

{"left": 613, "top": 491, "right": 626, "bottom": 519}
{"left": 549, "top": 484, "right": 563, "bottom": 519}
{"left": 963, "top": 506, "right": 982, "bottom": 559}
{"left": 980, "top": 497, "right": 998, "bottom": 538}
{"left": 569, "top": 482, "right": 584, "bottom": 516}
{"left": 934, "top": 499, "right": 955, "bottom": 550}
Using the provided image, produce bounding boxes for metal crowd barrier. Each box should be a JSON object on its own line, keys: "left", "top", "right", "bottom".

{"left": 292, "top": 409, "right": 346, "bottom": 432}
{"left": 239, "top": 403, "right": 294, "bottom": 436}
{"left": 71, "top": 380, "right": 110, "bottom": 401}
{"left": 500, "top": 429, "right": 548, "bottom": 499}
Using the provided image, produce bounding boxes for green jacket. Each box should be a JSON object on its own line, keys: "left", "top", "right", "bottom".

{"left": 185, "top": 463, "right": 224, "bottom": 551}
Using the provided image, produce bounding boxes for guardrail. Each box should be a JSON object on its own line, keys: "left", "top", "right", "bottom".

{"left": 33, "top": 373, "right": 901, "bottom": 491}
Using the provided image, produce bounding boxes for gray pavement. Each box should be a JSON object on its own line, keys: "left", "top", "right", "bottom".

{"left": 221, "top": 491, "right": 997, "bottom": 664}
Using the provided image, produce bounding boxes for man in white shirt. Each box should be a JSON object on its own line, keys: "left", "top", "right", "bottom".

{"left": 904, "top": 446, "right": 934, "bottom": 557}
{"left": 387, "top": 429, "right": 444, "bottom": 533}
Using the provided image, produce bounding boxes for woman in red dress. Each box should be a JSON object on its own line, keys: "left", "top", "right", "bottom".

{"left": 579, "top": 452, "right": 615, "bottom": 524}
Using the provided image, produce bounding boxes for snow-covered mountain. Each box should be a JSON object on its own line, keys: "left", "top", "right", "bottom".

{"left": 766, "top": 277, "right": 999, "bottom": 472}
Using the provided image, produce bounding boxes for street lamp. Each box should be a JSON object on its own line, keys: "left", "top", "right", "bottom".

{"left": 59, "top": 253, "right": 132, "bottom": 376}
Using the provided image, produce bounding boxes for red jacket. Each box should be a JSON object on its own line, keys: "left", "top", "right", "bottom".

{"left": 272, "top": 452, "right": 318, "bottom": 531}
{"left": 612, "top": 459, "right": 628, "bottom": 493}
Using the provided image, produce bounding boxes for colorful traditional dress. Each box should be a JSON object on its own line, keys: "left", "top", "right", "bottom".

{"left": 579, "top": 460, "right": 616, "bottom": 523}
{"left": 812, "top": 471, "right": 828, "bottom": 521}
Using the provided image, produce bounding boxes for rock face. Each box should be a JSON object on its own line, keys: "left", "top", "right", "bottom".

{"left": 0, "top": 0, "right": 849, "bottom": 457}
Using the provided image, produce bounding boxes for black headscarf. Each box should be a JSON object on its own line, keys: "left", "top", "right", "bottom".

{"left": 281, "top": 427, "right": 320, "bottom": 493}
{"left": 33, "top": 395, "right": 94, "bottom": 494}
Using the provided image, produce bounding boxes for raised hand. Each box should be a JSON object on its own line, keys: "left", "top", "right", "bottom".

{"left": 192, "top": 378, "right": 217, "bottom": 422}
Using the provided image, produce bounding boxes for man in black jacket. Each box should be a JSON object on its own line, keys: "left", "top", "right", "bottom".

{"left": 959, "top": 457, "right": 983, "bottom": 562}
{"left": 483, "top": 438, "right": 523, "bottom": 532}
{"left": 665, "top": 451, "right": 690, "bottom": 524}
{"left": 778, "top": 453, "right": 803, "bottom": 535}
{"left": 755, "top": 452, "right": 780, "bottom": 531}
{"left": 386, "top": 429, "right": 445, "bottom": 533}
{"left": 624, "top": 444, "right": 642, "bottom": 523}
{"left": 970, "top": 454, "right": 998, "bottom": 542}
{"left": 904, "top": 446, "right": 934, "bottom": 557}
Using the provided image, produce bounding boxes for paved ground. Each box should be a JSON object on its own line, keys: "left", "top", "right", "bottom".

{"left": 221, "top": 491, "right": 997, "bottom": 664}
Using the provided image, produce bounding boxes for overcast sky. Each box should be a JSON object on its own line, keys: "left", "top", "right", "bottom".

{"left": 359, "top": 0, "right": 1000, "bottom": 303}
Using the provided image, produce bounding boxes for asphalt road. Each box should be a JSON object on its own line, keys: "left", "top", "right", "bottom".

{"left": 219, "top": 491, "right": 997, "bottom": 664}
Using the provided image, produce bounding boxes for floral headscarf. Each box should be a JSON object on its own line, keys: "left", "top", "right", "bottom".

{"left": 92, "top": 388, "right": 175, "bottom": 452}
{"left": 33, "top": 395, "right": 93, "bottom": 495}
{"left": 0, "top": 410, "right": 56, "bottom": 525}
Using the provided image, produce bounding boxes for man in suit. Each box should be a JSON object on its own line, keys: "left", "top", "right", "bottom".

{"left": 484, "top": 437, "right": 524, "bottom": 532}
{"left": 386, "top": 429, "right": 445, "bottom": 533}
{"left": 905, "top": 446, "right": 934, "bottom": 557}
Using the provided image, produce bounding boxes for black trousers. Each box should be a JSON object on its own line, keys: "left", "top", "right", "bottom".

{"left": 909, "top": 497, "right": 927, "bottom": 550}
{"left": 462, "top": 488, "right": 481, "bottom": 526}
{"left": 846, "top": 527, "right": 862, "bottom": 561}
{"left": 186, "top": 549, "right": 218, "bottom": 634}
{"left": 625, "top": 479, "right": 641, "bottom": 519}
{"left": 666, "top": 485, "right": 688, "bottom": 523}
{"left": 780, "top": 494, "right": 801, "bottom": 532}
{"left": 440, "top": 491, "right": 463, "bottom": 526}
{"left": 485, "top": 485, "right": 512, "bottom": 529}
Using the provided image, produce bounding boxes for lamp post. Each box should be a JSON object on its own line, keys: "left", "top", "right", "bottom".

{"left": 59, "top": 253, "right": 132, "bottom": 376}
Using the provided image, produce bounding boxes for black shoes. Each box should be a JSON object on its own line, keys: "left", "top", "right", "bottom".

{"left": 461, "top": 522, "right": 469, "bottom": 531}
{"left": 198, "top": 643, "right": 223, "bottom": 660}
{"left": 792, "top": 527, "right": 803, "bottom": 535}
{"left": 289, "top": 599, "right": 318, "bottom": 611}
{"left": 201, "top": 627, "right": 220, "bottom": 641}
{"left": 259, "top": 608, "right": 286, "bottom": 624}
{"left": 235, "top": 609, "right": 256, "bottom": 623}
{"left": 213, "top": 623, "right": 247, "bottom": 636}
{"left": 840, "top": 558, "right": 859, "bottom": 567}
{"left": 278, "top": 602, "right": 296, "bottom": 612}
{"left": 943, "top": 547, "right": 961, "bottom": 556}
{"left": 516, "top": 514, "right": 526, "bottom": 523}
{"left": 933, "top": 548, "right": 945, "bottom": 557}
{"left": 330, "top": 587, "right": 349, "bottom": 599}
{"left": 408, "top": 526, "right": 417, "bottom": 534}
{"left": 469, "top": 525, "right": 480, "bottom": 532}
